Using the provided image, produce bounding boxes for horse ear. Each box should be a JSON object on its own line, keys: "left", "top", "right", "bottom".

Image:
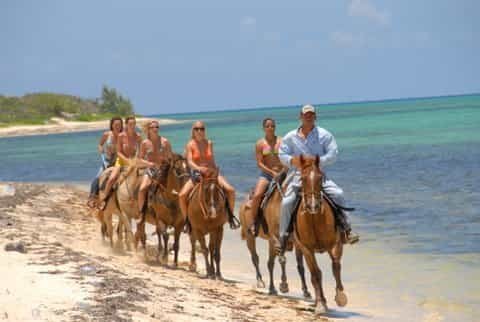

{"left": 315, "top": 155, "right": 320, "bottom": 168}
{"left": 300, "top": 154, "right": 304, "bottom": 165}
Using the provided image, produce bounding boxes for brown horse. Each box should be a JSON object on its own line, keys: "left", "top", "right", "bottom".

{"left": 294, "top": 155, "right": 347, "bottom": 314}
{"left": 135, "top": 154, "right": 190, "bottom": 266}
{"left": 239, "top": 179, "right": 311, "bottom": 297}
{"left": 97, "top": 159, "right": 144, "bottom": 250}
{"left": 187, "top": 168, "right": 227, "bottom": 279}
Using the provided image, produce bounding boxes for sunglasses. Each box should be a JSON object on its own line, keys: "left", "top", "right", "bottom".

{"left": 193, "top": 127, "right": 205, "bottom": 131}
{"left": 150, "top": 126, "right": 159, "bottom": 129}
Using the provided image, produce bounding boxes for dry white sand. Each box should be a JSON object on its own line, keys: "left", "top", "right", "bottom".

{"left": 0, "top": 117, "right": 182, "bottom": 138}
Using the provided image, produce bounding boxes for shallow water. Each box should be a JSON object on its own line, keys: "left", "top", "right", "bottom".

{"left": 1, "top": 94, "right": 480, "bottom": 321}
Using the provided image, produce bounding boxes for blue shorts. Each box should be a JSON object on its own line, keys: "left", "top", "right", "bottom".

{"left": 259, "top": 171, "right": 273, "bottom": 182}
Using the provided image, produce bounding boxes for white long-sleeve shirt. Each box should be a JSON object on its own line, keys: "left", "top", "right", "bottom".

{"left": 279, "top": 126, "right": 338, "bottom": 173}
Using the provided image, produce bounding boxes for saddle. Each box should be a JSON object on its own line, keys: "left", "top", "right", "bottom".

{"left": 287, "top": 189, "right": 355, "bottom": 234}
{"left": 249, "top": 170, "right": 288, "bottom": 237}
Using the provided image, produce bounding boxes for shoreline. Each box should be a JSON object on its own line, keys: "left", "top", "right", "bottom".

{"left": 0, "top": 182, "right": 335, "bottom": 321}
{"left": 0, "top": 117, "right": 182, "bottom": 138}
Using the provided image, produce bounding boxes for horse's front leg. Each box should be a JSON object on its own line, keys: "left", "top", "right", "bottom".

{"left": 172, "top": 227, "right": 181, "bottom": 268}
{"left": 329, "top": 240, "right": 347, "bottom": 307}
{"left": 213, "top": 226, "right": 223, "bottom": 280}
{"left": 295, "top": 247, "right": 312, "bottom": 298}
{"left": 189, "top": 231, "right": 197, "bottom": 272}
{"left": 246, "top": 233, "right": 265, "bottom": 288}
{"left": 198, "top": 233, "right": 213, "bottom": 278}
{"left": 279, "top": 250, "right": 289, "bottom": 294}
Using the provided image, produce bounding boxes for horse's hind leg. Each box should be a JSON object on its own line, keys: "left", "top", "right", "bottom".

{"left": 267, "top": 240, "right": 278, "bottom": 295}
{"left": 329, "top": 241, "right": 347, "bottom": 307}
{"left": 208, "top": 233, "right": 216, "bottom": 279}
{"left": 246, "top": 235, "right": 265, "bottom": 288}
{"left": 295, "top": 247, "right": 312, "bottom": 298}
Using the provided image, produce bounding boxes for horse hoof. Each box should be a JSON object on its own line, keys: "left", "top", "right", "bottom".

{"left": 335, "top": 290, "right": 348, "bottom": 307}
{"left": 269, "top": 288, "right": 278, "bottom": 296}
{"left": 279, "top": 282, "right": 289, "bottom": 294}
{"left": 303, "top": 290, "right": 312, "bottom": 299}
{"left": 315, "top": 302, "right": 328, "bottom": 315}
{"left": 189, "top": 264, "right": 197, "bottom": 272}
{"left": 257, "top": 280, "right": 266, "bottom": 289}
{"left": 216, "top": 273, "right": 223, "bottom": 280}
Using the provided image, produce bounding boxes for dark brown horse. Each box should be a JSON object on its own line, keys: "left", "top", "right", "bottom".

{"left": 135, "top": 154, "right": 190, "bottom": 266}
{"left": 239, "top": 179, "right": 311, "bottom": 297}
{"left": 187, "top": 168, "right": 227, "bottom": 279}
{"left": 294, "top": 155, "right": 347, "bottom": 314}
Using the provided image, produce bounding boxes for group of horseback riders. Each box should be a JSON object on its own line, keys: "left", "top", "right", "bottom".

{"left": 87, "top": 104, "right": 359, "bottom": 254}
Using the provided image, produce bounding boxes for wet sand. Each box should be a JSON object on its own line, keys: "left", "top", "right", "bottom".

{"left": 0, "top": 117, "right": 181, "bottom": 138}
{"left": 0, "top": 182, "right": 334, "bottom": 321}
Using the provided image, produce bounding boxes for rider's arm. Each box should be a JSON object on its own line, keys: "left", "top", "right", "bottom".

{"left": 116, "top": 134, "right": 129, "bottom": 162}
{"left": 279, "top": 133, "right": 294, "bottom": 167}
{"left": 255, "top": 140, "right": 276, "bottom": 177}
{"left": 138, "top": 140, "right": 147, "bottom": 160}
{"left": 163, "top": 138, "right": 173, "bottom": 160}
{"left": 97, "top": 131, "right": 109, "bottom": 154}
{"left": 319, "top": 131, "right": 338, "bottom": 166}
{"left": 186, "top": 141, "right": 202, "bottom": 172}
{"left": 208, "top": 140, "right": 217, "bottom": 169}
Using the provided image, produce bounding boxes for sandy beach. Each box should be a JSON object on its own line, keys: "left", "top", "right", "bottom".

{"left": 0, "top": 182, "right": 335, "bottom": 321}
{"left": 0, "top": 117, "right": 181, "bottom": 138}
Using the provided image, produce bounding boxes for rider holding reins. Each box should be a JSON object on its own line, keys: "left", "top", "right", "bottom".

{"left": 277, "top": 104, "right": 359, "bottom": 253}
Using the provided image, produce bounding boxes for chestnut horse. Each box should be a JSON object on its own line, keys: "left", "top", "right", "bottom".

{"left": 239, "top": 183, "right": 311, "bottom": 297}
{"left": 187, "top": 169, "right": 227, "bottom": 279}
{"left": 135, "top": 154, "right": 190, "bottom": 266}
{"left": 294, "top": 155, "right": 347, "bottom": 315}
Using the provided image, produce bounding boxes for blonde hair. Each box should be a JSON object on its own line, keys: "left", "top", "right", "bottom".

{"left": 191, "top": 121, "right": 206, "bottom": 140}
{"left": 142, "top": 120, "right": 158, "bottom": 141}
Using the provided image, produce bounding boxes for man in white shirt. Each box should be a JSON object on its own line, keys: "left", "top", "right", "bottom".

{"left": 277, "top": 104, "right": 359, "bottom": 253}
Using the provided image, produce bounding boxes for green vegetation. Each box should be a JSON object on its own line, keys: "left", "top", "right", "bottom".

{"left": 0, "top": 85, "right": 135, "bottom": 127}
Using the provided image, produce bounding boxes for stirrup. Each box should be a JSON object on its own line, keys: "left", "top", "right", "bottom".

{"left": 342, "top": 231, "right": 360, "bottom": 245}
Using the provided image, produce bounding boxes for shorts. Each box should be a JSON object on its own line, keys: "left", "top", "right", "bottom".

{"left": 259, "top": 171, "right": 274, "bottom": 182}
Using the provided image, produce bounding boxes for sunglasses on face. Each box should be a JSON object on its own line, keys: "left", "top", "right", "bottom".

{"left": 193, "top": 127, "right": 205, "bottom": 131}
{"left": 150, "top": 126, "right": 159, "bottom": 129}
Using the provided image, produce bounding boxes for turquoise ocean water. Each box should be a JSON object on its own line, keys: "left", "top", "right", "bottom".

{"left": 1, "top": 94, "right": 479, "bottom": 321}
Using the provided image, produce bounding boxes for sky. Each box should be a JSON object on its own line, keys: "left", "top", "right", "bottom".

{"left": 1, "top": 0, "right": 479, "bottom": 114}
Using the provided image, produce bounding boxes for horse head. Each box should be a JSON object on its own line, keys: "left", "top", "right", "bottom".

{"left": 299, "top": 154, "right": 324, "bottom": 214}
{"left": 199, "top": 167, "right": 225, "bottom": 219}
{"left": 170, "top": 153, "right": 190, "bottom": 191}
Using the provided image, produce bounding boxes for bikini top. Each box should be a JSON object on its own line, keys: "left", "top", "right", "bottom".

{"left": 191, "top": 140, "right": 213, "bottom": 162}
{"left": 261, "top": 137, "right": 280, "bottom": 156}
{"left": 121, "top": 134, "right": 140, "bottom": 158}
{"left": 145, "top": 136, "right": 165, "bottom": 160}
{"left": 103, "top": 132, "right": 117, "bottom": 161}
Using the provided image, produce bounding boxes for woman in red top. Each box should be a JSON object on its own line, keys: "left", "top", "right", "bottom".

{"left": 179, "top": 121, "right": 238, "bottom": 230}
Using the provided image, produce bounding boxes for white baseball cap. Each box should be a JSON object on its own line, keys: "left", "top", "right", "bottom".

{"left": 301, "top": 104, "right": 316, "bottom": 114}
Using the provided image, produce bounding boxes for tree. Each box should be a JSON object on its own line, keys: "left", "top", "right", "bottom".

{"left": 100, "top": 85, "right": 134, "bottom": 115}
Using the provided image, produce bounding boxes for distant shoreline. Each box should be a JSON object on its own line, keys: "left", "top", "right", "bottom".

{"left": 0, "top": 117, "right": 182, "bottom": 138}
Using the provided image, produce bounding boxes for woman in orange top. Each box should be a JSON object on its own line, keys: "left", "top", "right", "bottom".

{"left": 179, "top": 121, "right": 238, "bottom": 230}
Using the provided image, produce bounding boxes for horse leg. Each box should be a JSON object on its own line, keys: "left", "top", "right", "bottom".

{"left": 246, "top": 235, "right": 265, "bottom": 288}
{"left": 104, "top": 211, "right": 114, "bottom": 248}
{"left": 161, "top": 227, "right": 169, "bottom": 264}
{"left": 173, "top": 227, "right": 181, "bottom": 268}
{"left": 208, "top": 232, "right": 216, "bottom": 279}
{"left": 189, "top": 232, "right": 197, "bottom": 272}
{"left": 299, "top": 244, "right": 328, "bottom": 314}
{"left": 267, "top": 240, "right": 278, "bottom": 295}
{"left": 279, "top": 251, "right": 289, "bottom": 294}
{"left": 329, "top": 240, "right": 347, "bottom": 307}
{"left": 117, "top": 211, "right": 133, "bottom": 251}
{"left": 134, "top": 219, "right": 146, "bottom": 251}
{"left": 295, "top": 247, "right": 312, "bottom": 299}
{"left": 198, "top": 234, "right": 212, "bottom": 278}
{"left": 214, "top": 226, "right": 223, "bottom": 280}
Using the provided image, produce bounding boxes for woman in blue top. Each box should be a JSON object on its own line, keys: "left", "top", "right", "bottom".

{"left": 87, "top": 116, "right": 123, "bottom": 208}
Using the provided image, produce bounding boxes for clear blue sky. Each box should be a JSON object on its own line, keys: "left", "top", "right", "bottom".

{"left": 1, "top": 0, "right": 479, "bottom": 114}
